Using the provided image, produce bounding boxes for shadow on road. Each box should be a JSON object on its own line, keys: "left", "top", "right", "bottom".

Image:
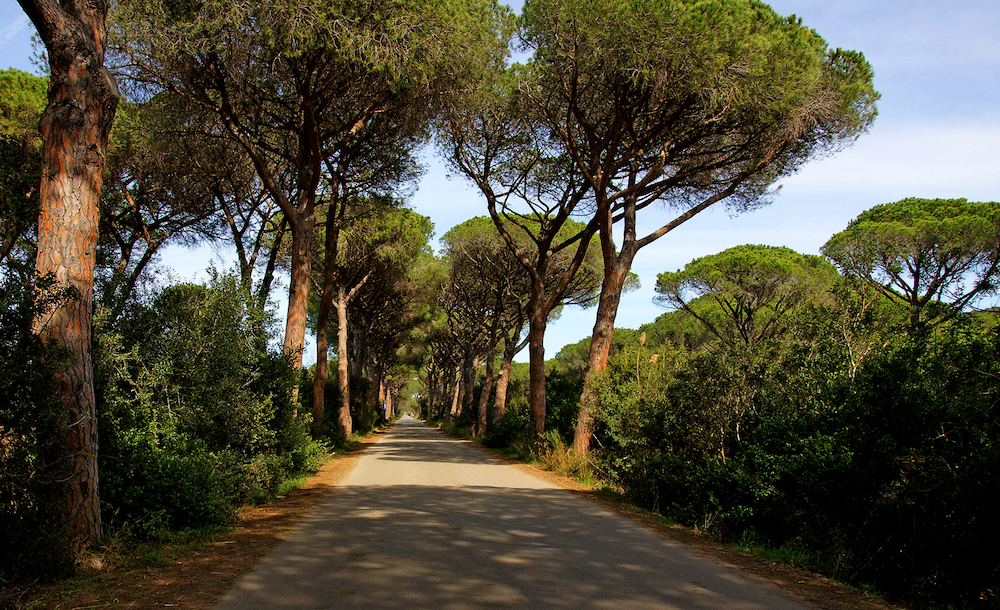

{"left": 215, "top": 418, "right": 811, "bottom": 610}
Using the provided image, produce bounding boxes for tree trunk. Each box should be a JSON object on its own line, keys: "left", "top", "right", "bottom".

{"left": 493, "top": 322, "right": 526, "bottom": 423}
{"left": 448, "top": 365, "right": 462, "bottom": 421}
{"left": 378, "top": 377, "right": 387, "bottom": 419}
{"left": 476, "top": 354, "right": 495, "bottom": 438}
{"left": 20, "top": 0, "right": 120, "bottom": 546}
{"left": 493, "top": 354, "right": 513, "bottom": 423}
{"left": 462, "top": 355, "right": 479, "bottom": 418}
{"left": 526, "top": 296, "right": 548, "bottom": 440}
{"left": 573, "top": 246, "right": 638, "bottom": 454}
{"left": 311, "top": 205, "right": 340, "bottom": 440}
{"left": 336, "top": 286, "right": 353, "bottom": 436}
{"left": 284, "top": 215, "right": 313, "bottom": 375}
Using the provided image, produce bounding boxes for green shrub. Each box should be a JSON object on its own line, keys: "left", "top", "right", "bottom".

{"left": 483, "top": 401, "right": 530, "bottom": 449}
{"left": 0, "top": 273, "right": 75, "bottom": 580}
{"left": 592, "top": 306, "right": 1000, "bottom": 608}
{"left": 95, "top": 271, "right": 323, "bottom": 537}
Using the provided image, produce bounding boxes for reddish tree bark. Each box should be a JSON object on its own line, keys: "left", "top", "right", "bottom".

{"left": 311, "top": 207, "right": 340, "bottom": 440}
{"left": 18, "top": 0, "right": 120, "bottom": 544}
{"left": 336, "top": 285, "right": 353, "bottom": 435}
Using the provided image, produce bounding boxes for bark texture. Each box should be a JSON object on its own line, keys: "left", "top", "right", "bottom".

{"left": 19, "top": 0, "right": 120, "bottom": 544}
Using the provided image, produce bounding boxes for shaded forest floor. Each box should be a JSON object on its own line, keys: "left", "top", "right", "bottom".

{"left": 12, "top": 422, "right": 908, "bottom": 610}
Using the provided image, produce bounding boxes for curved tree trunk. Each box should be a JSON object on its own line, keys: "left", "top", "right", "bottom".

{"left": 573, "top": 214, "right": 639, "bottom": 453}
{"left": 20, "top": 0, "right": 120, "bottom": 545}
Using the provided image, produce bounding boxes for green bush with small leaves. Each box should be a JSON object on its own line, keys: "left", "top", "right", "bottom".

{"left": 95, "top": 272, "right": 325, "bottom": 537}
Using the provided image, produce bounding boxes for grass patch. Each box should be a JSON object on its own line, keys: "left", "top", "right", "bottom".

{"left": 730, "top": 530, "right": 818, "bottom": 570}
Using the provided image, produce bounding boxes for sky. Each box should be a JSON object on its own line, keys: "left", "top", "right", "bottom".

{"left": 3, "top": 1, "right": 1000, "bottom": 364}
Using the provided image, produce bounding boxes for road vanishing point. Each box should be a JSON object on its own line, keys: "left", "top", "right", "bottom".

{"left": 215, "top": 415, "right": 817, "bottom": 609}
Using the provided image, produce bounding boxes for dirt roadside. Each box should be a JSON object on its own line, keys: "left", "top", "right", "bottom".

{"left": 18, "top": 424, "right": 907, "bottom": 610}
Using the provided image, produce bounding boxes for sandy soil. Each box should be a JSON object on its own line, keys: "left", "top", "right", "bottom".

{"left": 16, "top": 424, "right": 908, "bottom": 610}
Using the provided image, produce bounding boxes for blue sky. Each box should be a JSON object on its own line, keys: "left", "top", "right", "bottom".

{"left": 3, "top": 1, "right": 1000, "bottom": 363}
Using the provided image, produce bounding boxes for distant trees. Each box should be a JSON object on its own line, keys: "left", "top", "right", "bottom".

{"left": 440, "top": 217, "right": 529, "bottom": 434}
{"left": 822, "top": 197, "right": 1000, "bottom": 331}
{"left": 439, "top": 69, "right": 601, "bottom": 438}
{"left": 318, "top": 203, "right": 432, "bottom": 437}
{"left": 655, "top": 245, "right": 837, "bottom": 347}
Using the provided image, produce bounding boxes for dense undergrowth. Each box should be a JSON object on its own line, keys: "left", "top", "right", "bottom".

{"left": 440, "top": 291, "right": 1000, "bottom": 610}
{"left": 0, "top": 270, "right": 373, "bottom": 588}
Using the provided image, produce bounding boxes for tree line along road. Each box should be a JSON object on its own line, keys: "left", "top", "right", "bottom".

{"left": 214, "top": 415, "right": 818, "bottom": 609}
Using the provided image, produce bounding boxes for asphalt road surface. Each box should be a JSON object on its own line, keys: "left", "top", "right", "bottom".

{"left": 215, "top": 415, "right": 816, "bottom": 609}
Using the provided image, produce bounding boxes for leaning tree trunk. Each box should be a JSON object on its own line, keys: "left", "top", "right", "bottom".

{"left": 573, "top": 249, "right": 636, "bottom": 453}
{"left": 19, "top": 0, "right": 120, "bottom": 545}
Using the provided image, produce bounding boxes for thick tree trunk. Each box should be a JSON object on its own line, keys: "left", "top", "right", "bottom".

{"left": 312, "top": 210, "right": 340, "bottom": 440}
{"left": 527, "top": 300, "right": 548, "bottom": 440}
{"left": 284, "top": 217, "right": 313, "bottom": 374}
{"left": 493, "top": 354, "right": 513, "bottom": 423}
{"left": 573, "top": 247, "right": 638, "bottom": 454}
{"left": 336, "top": 286, "right": 353, "bottom": 436}
{"left": 21, "top": 0, "right": 120, "bottom": 546}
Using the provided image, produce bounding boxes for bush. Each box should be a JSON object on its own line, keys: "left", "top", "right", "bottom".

{"left": 592, "top": 308, "right": 1000, "bottom": 608}
{"left": 95, "top": 272, "right": 325, "bottom": 537}
{"left": 483, "top": 401, "right": 530, "bottom": 449}
{"left": 0, "top": 273, "right": 75, "bottom": 580}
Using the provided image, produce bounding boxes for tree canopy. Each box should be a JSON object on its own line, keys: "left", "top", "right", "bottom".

{"left": 656, "top": 244, "right": 838, "bottom": 346}
{"left": 0, "top": 69, "right": 48, "bottom": 267}
{"left": 518, "top": 0, "right": 879, "bottom": 452}
{"left": 822, "top": 197, "right": 1000, "bottom": 330}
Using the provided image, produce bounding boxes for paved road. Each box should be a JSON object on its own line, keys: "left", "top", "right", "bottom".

{"left": 215, "top": 415, "right": 816, "bottom": 609}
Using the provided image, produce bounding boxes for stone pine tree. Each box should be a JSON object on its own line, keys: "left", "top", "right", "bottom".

{"left": 655, "top": 245, "right": 838, "bottom": 347}
{"left": 822, "top": 197, "right": 1000, "bottom": 331}
{"left": 439, "top": 67, "right": 602, "bottom": 439}
{"left": 16, "top": 0, "right": 121, "bottom": 544}
{"left": 516, "top": 0, "right": 880, "bottom": 452}
{"left": 115, "top": 0, "right": 510, "bottom": 385}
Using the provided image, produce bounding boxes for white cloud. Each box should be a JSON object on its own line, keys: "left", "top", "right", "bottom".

{"left": 0, "top": 15, "right": 30, "bottom": 50}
